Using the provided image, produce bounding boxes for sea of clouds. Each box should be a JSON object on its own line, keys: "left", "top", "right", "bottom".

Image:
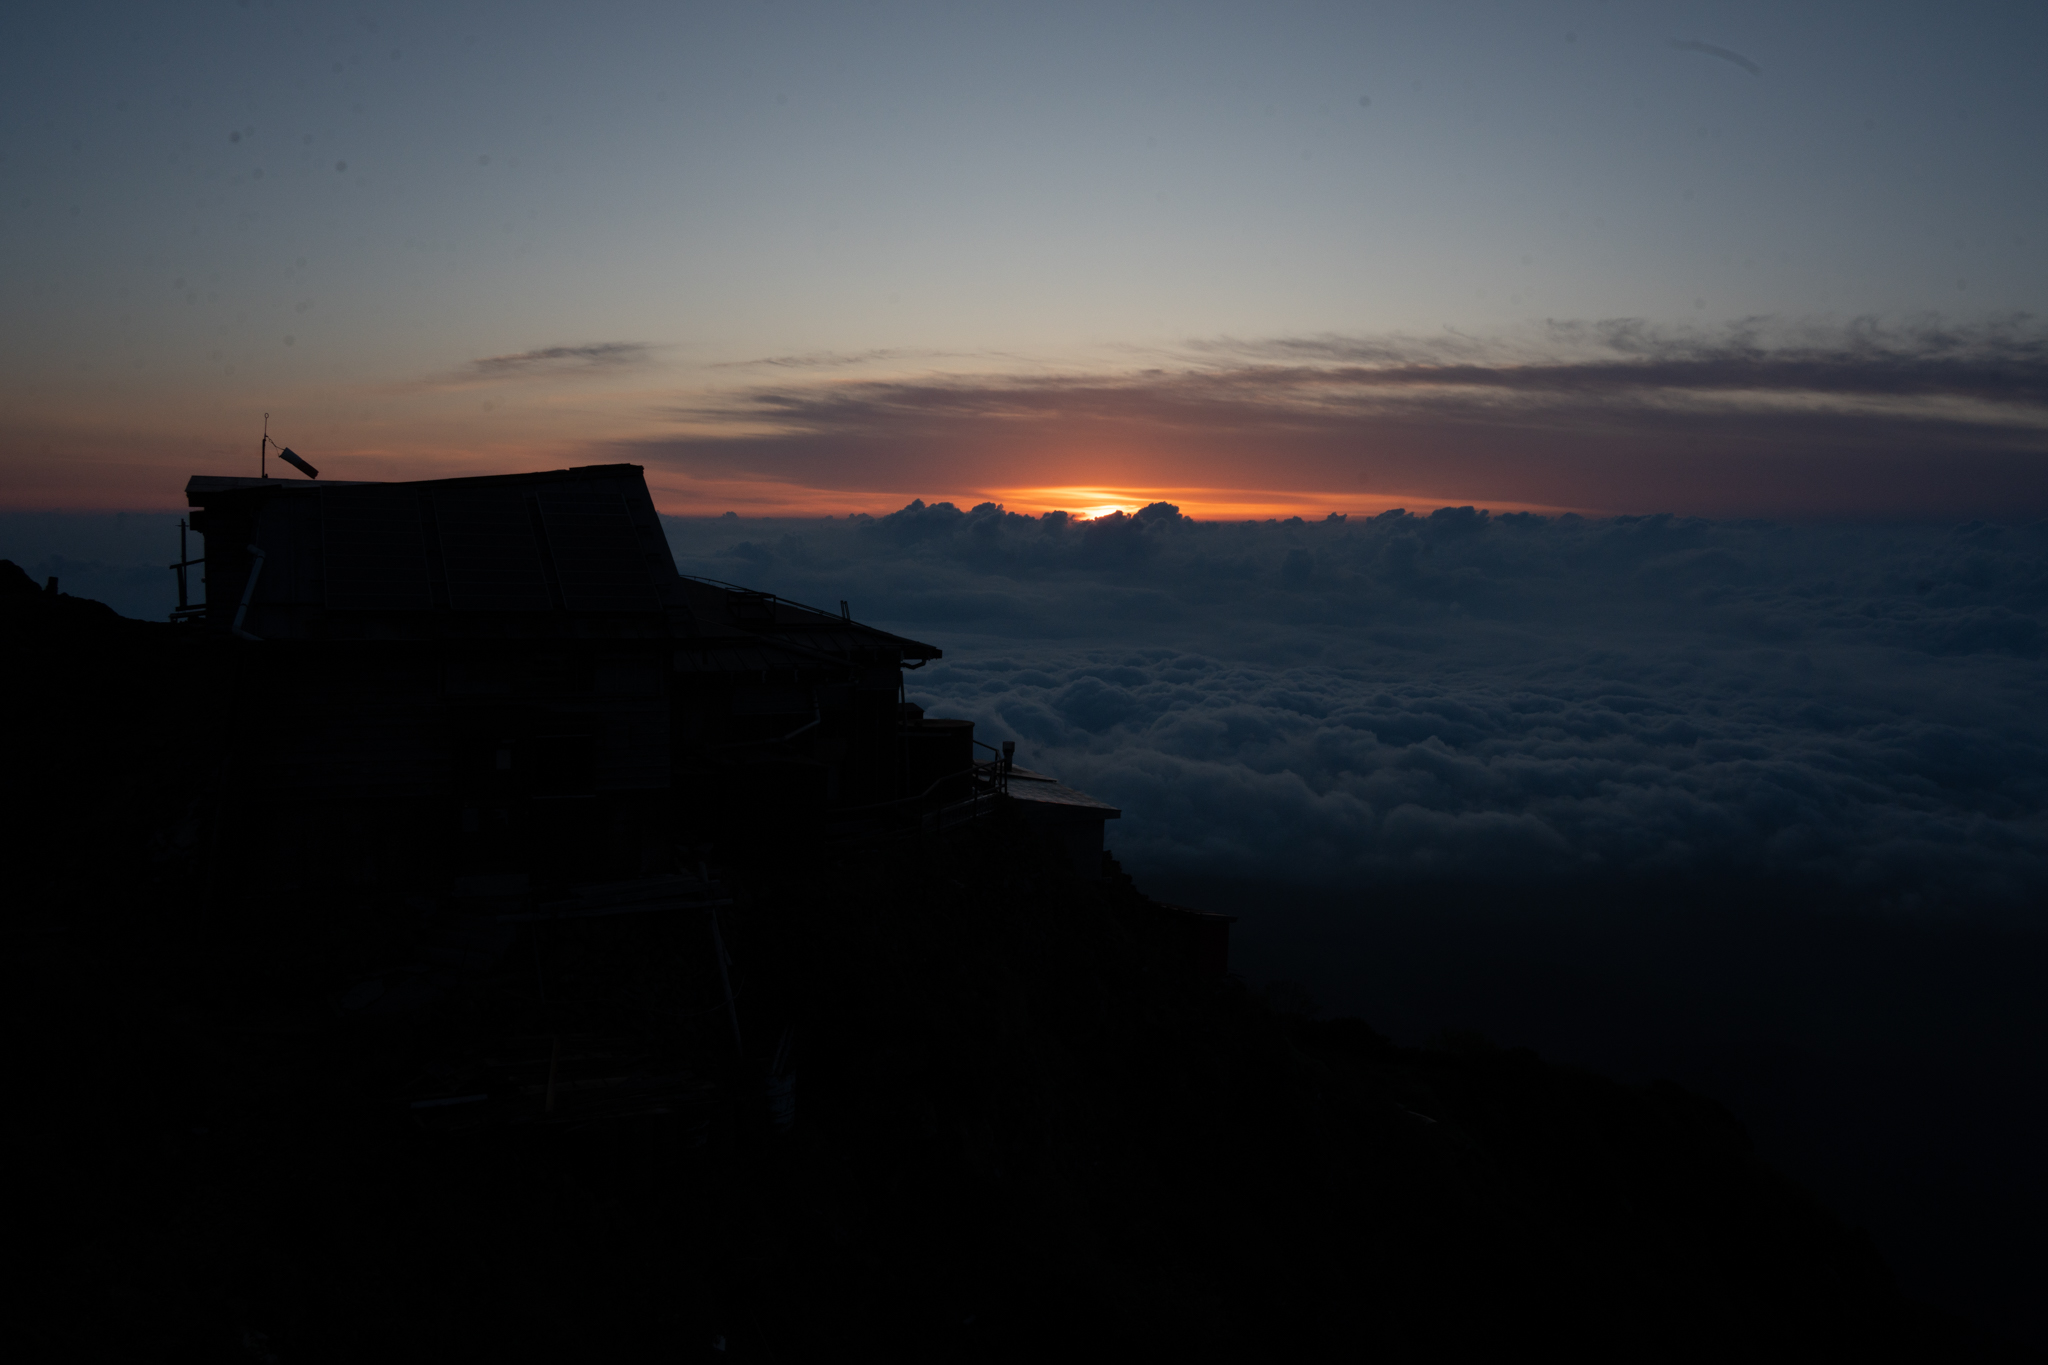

{"left": 668, "top": 502, "right": 2048, "bottom": 917}
{"left": 12, "top": 502, "right": 2043, "bottom": 917}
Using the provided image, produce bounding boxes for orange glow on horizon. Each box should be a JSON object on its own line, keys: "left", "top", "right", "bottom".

{"left": 636, "top": 478, "right": 1596, "bottom": 522}
{"left": 977, "top": 486, "right": 1592, "bottom": 522}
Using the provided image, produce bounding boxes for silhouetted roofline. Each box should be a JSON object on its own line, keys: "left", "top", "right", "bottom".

{"left": 675, "top": 574, "right": 941, "bottom": 660}
{"left": 178, "top": 464, "right": 941, "bottom": 658}
{"left": 184, "top": 463, "right": 652, "bottom": 501}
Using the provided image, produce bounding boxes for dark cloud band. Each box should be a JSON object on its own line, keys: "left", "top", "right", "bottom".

{"left": 631, "top": 319, "right": 2048, "bottom": 519}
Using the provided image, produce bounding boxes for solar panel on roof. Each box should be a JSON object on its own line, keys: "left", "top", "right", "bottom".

{"left": 435, "top": 489, "right": 553, "bottom": 611}
{"left": 537, "top": 481, "right": 661, "bottom": 612}
{"left": 321, "top": 487, "right": 433, "bottom": 611}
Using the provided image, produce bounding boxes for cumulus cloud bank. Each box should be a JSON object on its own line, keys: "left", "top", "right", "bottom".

{"left": 668, "top": 503, "right": 2048, "bottom": 915}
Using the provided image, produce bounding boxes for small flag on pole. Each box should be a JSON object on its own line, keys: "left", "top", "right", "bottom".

{"left": 276, "top": 447, "right": 320, "bottom": 479}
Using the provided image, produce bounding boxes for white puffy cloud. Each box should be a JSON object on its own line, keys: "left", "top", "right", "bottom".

{"left": 669, "top": 503, "right": 2048, "bottom": 915}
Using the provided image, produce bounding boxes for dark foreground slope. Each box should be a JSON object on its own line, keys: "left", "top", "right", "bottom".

{"left": 6, "top": 565, "right": 2006, "bottom": 1362}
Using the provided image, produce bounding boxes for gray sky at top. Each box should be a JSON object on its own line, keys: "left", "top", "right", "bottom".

{"left": 2, "top": 0, "right": 2043, "bottom": 498}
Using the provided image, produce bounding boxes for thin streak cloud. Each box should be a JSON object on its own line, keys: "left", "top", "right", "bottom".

{"left": 458, "top": 342, "right": 653, "bottom": 382}
{"left": 1670, "top": 38, "right": 1762, "bottom": 76}
{"left": 711, "top": 349, "right": 947, "bottom": 370}
{"left": 409, "top": 342, "right": 658, "bottom": 394}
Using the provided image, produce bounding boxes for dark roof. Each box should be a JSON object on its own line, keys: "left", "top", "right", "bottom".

{"left": 1006, "top": 767, "right": 1121, "bottom": 818}
{"left": 184, "top": 465, "right": 941, "bottom": 662}
{"left": 670, "top": 574, "right": 945, "bottom": 666}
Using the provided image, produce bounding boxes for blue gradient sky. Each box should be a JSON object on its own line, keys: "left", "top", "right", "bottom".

{"left": 3, "top": 1, "right": 2043, "bottom": 514}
